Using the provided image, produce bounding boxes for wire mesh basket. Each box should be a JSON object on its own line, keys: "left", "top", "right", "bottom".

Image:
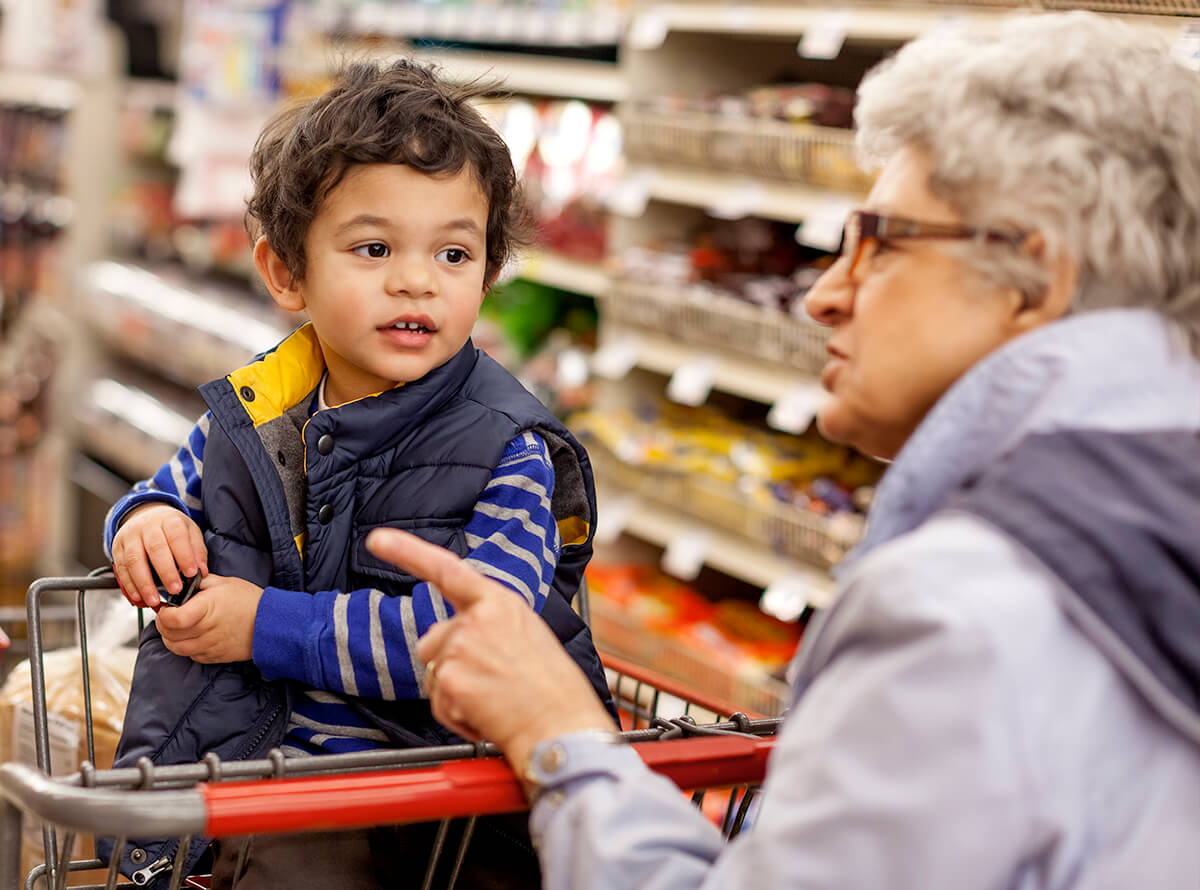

{"left": 598, "top": 279, "right": 830, "bottom": 375}
{"left": 622, "top": 108, "right": 875, "bottom": 193}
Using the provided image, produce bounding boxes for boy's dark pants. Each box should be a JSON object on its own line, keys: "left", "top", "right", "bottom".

{"left": 209, "top": 815, "right": 540, "bottom": 889}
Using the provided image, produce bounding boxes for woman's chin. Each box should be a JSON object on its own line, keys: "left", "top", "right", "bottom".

{"left": 815, "top": 403, "right": 853, "bottom": 447}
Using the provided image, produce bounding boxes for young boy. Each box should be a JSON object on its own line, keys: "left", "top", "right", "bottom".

{"left": 99, "top": 60, "right": 615, "bottom": 889}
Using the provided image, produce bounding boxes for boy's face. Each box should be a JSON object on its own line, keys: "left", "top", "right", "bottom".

{"left": 278, "top": 163, "right": 490, "bottom": 406}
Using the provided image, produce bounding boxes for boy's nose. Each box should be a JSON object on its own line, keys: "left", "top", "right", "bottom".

{"left": 385, "top": 255, "right": 436, "bottom": 297}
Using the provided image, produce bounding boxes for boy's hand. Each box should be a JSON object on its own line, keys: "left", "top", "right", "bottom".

{"left": 111, "top": 503, "right": 208, "bottom": 609}
{"left": 156, "top": 574, "right": 263, "bottom": 664}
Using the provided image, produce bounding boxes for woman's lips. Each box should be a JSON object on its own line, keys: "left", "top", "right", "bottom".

{"left": 820, "top": 356, "right": 844, "bottom": 390}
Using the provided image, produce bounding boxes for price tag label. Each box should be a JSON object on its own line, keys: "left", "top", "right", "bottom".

{"left": 667, "top": 356, "right": 717, "bottom": 406}
{"left": 798, "top": 10, "right": 851, "bottom": 60}
{"left": 630, "top": 10, "right": 670, "bottom": 49}
{"left": 606, "top": 169, "right": 655, "bottom": 217}
{"left": 768, "top": 383, "right": 827, "bottom": 434}
{"left": 591, "top": 336, "right": 641, "bottom": 379}
{"left": 760, "top": 574, "right": 813, "bottom": 622}
{"left": 595, "top": 492, "right": 638, "bottom": 545}
{"left": 662, "top": 529, "right": 711, "bottom": 581}
{"left": 707, "top": 181, "right": 765, "bottom": 220}
{"left": 557, "top": 348, "right": 591, "bottom": 388}
{"left": 795, "top": 199, "right": 855, "bottom": 252}
{"left": 1176, "top": 22, "right": 1200, "bottom": 73}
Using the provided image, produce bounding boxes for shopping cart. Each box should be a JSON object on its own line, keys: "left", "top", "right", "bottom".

{"left": 0, "top": 575, "right": 783, "bottom": 890}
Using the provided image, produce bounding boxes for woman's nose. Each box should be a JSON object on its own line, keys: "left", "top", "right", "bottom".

{"left": 804, "top": 257, "right": 855, "bottom": 326}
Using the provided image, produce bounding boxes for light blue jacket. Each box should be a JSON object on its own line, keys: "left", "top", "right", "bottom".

{"left": 528, "top": 309, "right": 1200, "bottom": 890}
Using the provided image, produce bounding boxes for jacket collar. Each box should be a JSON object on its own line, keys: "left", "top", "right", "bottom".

{"left": 839, "top": 309, "right": 1200, "bottom": 577}
{"left": 223, "top": 322, "right": 480, "bottom": 437}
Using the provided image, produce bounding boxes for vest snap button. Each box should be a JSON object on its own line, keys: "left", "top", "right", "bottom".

{"left": 317, "top": 434, "right": 334, "bottom": 456}
{"left": 240, "top": 385, "right": 255, "bottom": 402}
{"left": 318, "top": 504, "right": 334, "bottom": 524}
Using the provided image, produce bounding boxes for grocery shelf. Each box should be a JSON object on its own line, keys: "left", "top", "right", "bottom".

{"left": 632, "top": 3, "right": 1197, "bottom": 44}
{"left": 618, "top": 162, "right": 855, "bottom": 224}
{"left": 345, "top": 3, "right": 626, "bottom": 46}
{"left": 0, "top": 70, "right": 78, "bottom": 111}
{"left": 600, "top": 279, "right": 829, "bottom": 376}
{"left": 597, "top": 321, "right": 829, "bottom": 407}
{"left": 598, "top": 483, "right": 837, "bottom": 608}
{"left": 520, "top": 251, "right": 609, "bottom": 295}
{"left": 403, "top": 48, "right": 626, "bottom": 102}
{"left": 80, "top": 261, "right": 295, "bottom": 389}
{"left": 623, "top": 109, "right": 872, "bottom": 195}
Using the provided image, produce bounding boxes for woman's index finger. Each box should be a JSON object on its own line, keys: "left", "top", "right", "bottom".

{"left": 365, "top": 528, "right": 491, "bottom": 612}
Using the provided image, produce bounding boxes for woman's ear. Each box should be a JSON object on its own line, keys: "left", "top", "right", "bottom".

{"left": 1012, "top": 232, "right": 1077, "bottom": 332}
{"left": 253, "top": 237, "right": 306, "bottom": 312}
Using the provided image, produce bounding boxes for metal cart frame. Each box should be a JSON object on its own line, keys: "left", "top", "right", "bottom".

{"left": 1, "top": 576, "right": 782, "bottom": 890}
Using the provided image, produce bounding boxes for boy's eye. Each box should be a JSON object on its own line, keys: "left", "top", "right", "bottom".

{"left": 353, "top": 243, "right": 389, "bottom": 259}
{"left": 437, "top": 248, "right": 469, "bottom": 265}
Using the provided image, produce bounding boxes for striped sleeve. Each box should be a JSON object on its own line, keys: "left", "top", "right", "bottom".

{"left": 252, "top": 431, "right": 560, "bottom": 700}
{"left": 103, "top": 412, "right": 211, "bottom": 560}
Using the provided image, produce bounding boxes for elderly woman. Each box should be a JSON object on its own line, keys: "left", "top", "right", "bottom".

{"left": 368, "top": 11, "right": 1200, "bottom": 889}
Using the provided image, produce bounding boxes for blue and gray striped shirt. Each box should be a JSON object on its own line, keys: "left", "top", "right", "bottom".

{"left": 104, "top": 414, "right": 560, "bottom": 756}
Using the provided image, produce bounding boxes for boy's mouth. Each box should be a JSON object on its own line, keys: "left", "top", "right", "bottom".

{"left": 382, "top": 315, "right": 437, "bottom": 335}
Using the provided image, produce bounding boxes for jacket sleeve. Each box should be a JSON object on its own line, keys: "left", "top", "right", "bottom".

{"left": 527, "top": 525, "right": 1038, "bottom": 890}
{"left": 103, "top": 412, "right": 212, "bottom": 560}
{"left": 252, "top": 432, "right": 560, "bottom": 700}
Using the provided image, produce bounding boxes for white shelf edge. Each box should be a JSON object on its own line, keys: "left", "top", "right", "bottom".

{"left": 600, "top": 484, "right": 837, "bottom": 608}
{"left": 628, "top": 163, "right": 859, "bottom": 224}
{"left": 602, "top": 322, "right": 825, "bottom": 406}
{"left": 643, "top": 4, "right": 1197, "bottom": 43}
{"left": 406, "top": 49, "right": 627, "bottom": 102}
{"left": 0, "top": 69, "right": 79, "bottom": 111}
{"left": 520, "top": 251, "right": 609, "bottom": 294}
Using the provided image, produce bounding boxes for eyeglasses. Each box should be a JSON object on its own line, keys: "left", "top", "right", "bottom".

{"left": 839, "top": 210, "right": 1027, "bottom": 282}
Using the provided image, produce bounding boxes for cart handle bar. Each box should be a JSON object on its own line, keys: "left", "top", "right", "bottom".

{"left": 0, "top": 734, "right": 772, "bottom": 840}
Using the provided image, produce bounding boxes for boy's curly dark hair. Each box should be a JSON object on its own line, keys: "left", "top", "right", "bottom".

{"left": 245, "top": 58, "right": 533, "bottom": 286}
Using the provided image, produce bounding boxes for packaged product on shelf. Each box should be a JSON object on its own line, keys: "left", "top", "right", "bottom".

{"left": 484, "top": 97, "right": 620, "bottom": 263}
{"left": 573, "top": 401, "right": 879, "bottom": 565}
{"left": 587, "top": 562, "right": 799, "bottom": 715}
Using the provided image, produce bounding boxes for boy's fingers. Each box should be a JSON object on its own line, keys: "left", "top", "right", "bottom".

{"left": 121, "top": 550, "right": 160, "bottom": 607}
{"left": 163, "top": 515, "right": 199, "bottom": 577}
{"left": 111, "top": 554, "right": 145, "bottom": 608}
{"left": 143, "top": 530, "right": 181, "bottom": 597}
{"left": 189, "top": 524, "right": 209, "bottom": 576}
{"left": 366, "top": 529, "right": 491, "bottom": 612}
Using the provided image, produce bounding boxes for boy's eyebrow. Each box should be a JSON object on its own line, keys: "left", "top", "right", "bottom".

{"left": 441, "top": 218, "right": 485, "bottom": 239}
{"left": 332, "top": 215, "right": 484, "bottom": 239}
{"left": 333, "top": 214, "right": 391, "bottom": 237}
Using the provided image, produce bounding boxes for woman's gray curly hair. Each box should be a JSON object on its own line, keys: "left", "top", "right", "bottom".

{"left": 854, "top": 11, "right": 1200, "bottom": 353}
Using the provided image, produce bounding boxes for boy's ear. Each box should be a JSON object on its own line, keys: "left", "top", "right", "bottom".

{"left": 253, "top": 237, "right": 306, "bottom": 312}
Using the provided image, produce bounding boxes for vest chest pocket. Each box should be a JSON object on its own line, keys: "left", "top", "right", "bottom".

{"left": 350, "top": 520, "right": 470, "bottom": 592}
